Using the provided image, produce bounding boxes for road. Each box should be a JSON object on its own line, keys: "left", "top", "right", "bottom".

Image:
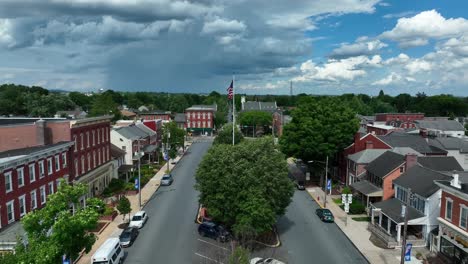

{"left": 125, "top": 139, "right": 213, "bottom": 263}
{"left": 125, "top": 139, "right": 367, "bottom": 264}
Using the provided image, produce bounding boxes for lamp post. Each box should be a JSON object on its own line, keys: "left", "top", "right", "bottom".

{"left": 166, "top": 131, "right": 170, "bottom": 172}
{"left": 137, "top": 138, "right": 143, "bottom": 210}
{"left": 400, "top": 188, "right": 414, "bottom": 264}
{"left": 308, "top": 156, "right": 329, "bottom": 208}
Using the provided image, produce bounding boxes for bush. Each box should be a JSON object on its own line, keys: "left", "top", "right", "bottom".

{"left": 349, "top": 202, "right": 366, "bottom": 214}
{"left": 103, "top": 205, "right": 116, "bottom": 216}
{"left": 102, "top": 179, "right": 126, "bottom": 197}
{"left": 342, "top": 186, "right": 351, "bottom": 194}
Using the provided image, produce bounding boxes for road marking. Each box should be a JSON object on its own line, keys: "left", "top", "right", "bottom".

{"left": 194, "top": 252, "right": 225, "bottom": 264}
{"left": 197, "top": 239, "right": 230, "bottom": 251}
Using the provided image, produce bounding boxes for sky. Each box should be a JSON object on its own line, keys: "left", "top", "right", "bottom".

{"left": 0, "top": 0, "right": 467, "bottom": 96}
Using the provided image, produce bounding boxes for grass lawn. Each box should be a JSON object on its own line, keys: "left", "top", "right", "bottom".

{"left": 352, "top": 216, "right": 371, "bottom": 222}
{"left": 333, "top": 198, "right": 342, "bottom": 204}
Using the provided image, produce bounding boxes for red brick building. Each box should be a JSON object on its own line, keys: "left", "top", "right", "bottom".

{"left": 185, "top": 105, "right": 217, "bottom": 136}
{"left": 0, "top": 142, "right": 73, "bottom": 230}
{"left": 375, "top": 113, "right": 424, "bottom": 129}
{"left": 140, "top": 111, "right": 172, "bottom": 121}
{"left": 435, "top": 175, "right": 468, "bottom": 262}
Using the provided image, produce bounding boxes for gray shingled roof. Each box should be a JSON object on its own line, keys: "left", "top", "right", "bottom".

{"left": 372, "top": 198, "right": 425, "bottom": 223}
{"left": 350, "top": 180, "right": 382, "bottom": 196}
{"left": 378, "top": 132, "right": 447, "bottom": 155}
{"left": 110, "top": 144, "right": 126, "bottom": 158}
{"left": 429, "top": 137, "right": 468, "bottom": 153}
{"left": 174, "top": 113, "right": 186, "bottom": 123}
{"left": 243, "top": 101, "right": 277, "bottom": 112}
{"left": 348, "top": 149, "right": 387, "bottom": 164}
{"left": 365, "top": 151, "right": 405, "bottom": 178}
{"left": 391, "top": 147, "right": 421, "bottom": 156}
{"left": 114, "top": 126, "right": 142, "bottom": 140}
{"left": 415, "top": 120, "right": 465, "bottom": 131}
{"left": 393, "top": 165, "right": 451, "bottom": 198}
{"left": 0, "top": 141, "right": 72, "bottom": 159}
{"left": 135, "top": 123, "right": 156, "bottom": 136}
{"left": 417, "top": 156, "right": 463, "bottom": 172}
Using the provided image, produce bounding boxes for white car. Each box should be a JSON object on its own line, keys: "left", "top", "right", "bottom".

{"left": 250, "top": 258, "right": 285, "bottom": 264}
{"left": 129, "top": 211, "right": 148, "bottom": 229}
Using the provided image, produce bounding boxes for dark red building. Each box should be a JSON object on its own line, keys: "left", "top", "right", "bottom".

{"left": 375, "top": 113, "right": 424, "bottom": 128}
{"left": 185, "top": 105, "right": 217, "bottom": 135}
{"left": 140, "top": 111, "right": 172, "bottom": 121}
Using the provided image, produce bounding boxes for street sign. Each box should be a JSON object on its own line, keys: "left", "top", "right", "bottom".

{"left": 163, "top": 151, "right": 169, "bottom": 161}
{"left": 344, "top": 203, "right": 350, "bottom": 213}
{"left": 404, "top": 243, "right": 412, "bottom": 261}
{"left": 327, "top": 179, "right": 331, "bottom": 190}
{"left": 341, "top": 194, "right": 346, "bottom": 204}
{"left": 62, "top": 255, "right": 70, "bottom": 264}
{"left": 347, "top": 194, "right": 353, "bottom": 204}
{"left": 134, "top": 179, "right": 139, "bottom": 190}
{"left": 306, "top": 172, "right": 310, "bottom": 181}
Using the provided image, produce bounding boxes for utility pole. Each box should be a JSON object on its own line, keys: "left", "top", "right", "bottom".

{"left": 400, "top": 188, "right": 412, "bottom": 264}
{"left": 324, "top": 155, "right": 328, "bottom": 208}
{"left": 138, "top": 139, "right": 141, "bottom": 210}
{"left": 166, "top": 131, "right": 170, "bottom": 172}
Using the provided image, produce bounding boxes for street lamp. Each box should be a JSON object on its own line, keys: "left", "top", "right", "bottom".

{"left": 400, "top": 188, "right": 415, "bottom": 264}
{"left": 136, "top": 138, "right": 145, "bottom": 210}
{"left": 308, "top": 156, "right": 329, "bottom": 208}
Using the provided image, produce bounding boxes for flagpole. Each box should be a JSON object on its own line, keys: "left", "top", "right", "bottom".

{"left": 232, "top": 75, "right": 235, "bottom": 146}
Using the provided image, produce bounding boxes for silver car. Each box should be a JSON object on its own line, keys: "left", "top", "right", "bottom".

{"left": 161, "top": 174, "right": 173, "bottom": 186}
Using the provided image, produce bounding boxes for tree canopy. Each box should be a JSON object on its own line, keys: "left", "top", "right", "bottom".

{"left": 162, "top": 121, "right": 185, "bottom": 155}
{"left": 213, "top": 123, "right": 243, "bottom": 145}
{"left": 195, "top": 138, "right": 294, "bottom": 236}
{"left": 279, "top": 97, "right": 359, "bottom": 162}
{"left": 238, "top": 111, "right": 273, "bottom": 127}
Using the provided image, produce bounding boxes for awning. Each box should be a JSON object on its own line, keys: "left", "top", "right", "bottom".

{"left": 350, "top": 180, "right": 383, "bottom": 197}
{"left": 142, "top": 145, "right": 157, "bottom": 153}
{"left": 372, "top": 198, "right": 426, "bottom": 224}
{"left": 118, "top": 165, "right": 133, "bottom": 173}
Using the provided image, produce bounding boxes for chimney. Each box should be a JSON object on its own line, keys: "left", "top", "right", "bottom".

{"left": 405, "top": 153, "right": 418, "bottom": 171}
{"left": 419, "top": 129, "right": 428, "bottom": 138}
{"left": 365, "top": 141, "right": 374, "bottom": 149}
{"left": 451, "top": 173, "right": 461, "bottom": 189}
{"left": 36, "top": 119, "right": 46, "bottom": 146}
{"left": 354, "top": 132, "right": 360, "bottom": 143}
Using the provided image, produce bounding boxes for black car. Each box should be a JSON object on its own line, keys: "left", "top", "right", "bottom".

{"left": 198, "top": 221, "right": 230, "bottom": 242}
{"left": 119, "top": 227, "right": 139, "bottom": 247}
{"left": 316, "top": 208, "right": 335, "bottom": 222}
{"left": 296, "top": 181, "right": 305, "bottom": 190}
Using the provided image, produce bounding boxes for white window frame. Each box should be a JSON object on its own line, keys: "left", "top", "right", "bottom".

{"left": 47, "top": 158, "right": 53, "bottom": 175}
{"left": 93, "top": 151, "right": 96, "bottom": 168}
{"left": 101, "top": 128, "right": 105, "bottom": 142}
{"left": 55, "top": 155, "right": 60, "bottom": 172}
{"left": 39, "top": 160, "right": 45, "bottom": 178}
{"left": 30, "top": 190, "right": 37, "bottom": 210}
{"left": 81, "top": 156, "right": 85, "bottom": 174}
{"left": 6, "top": 200, "right": 15, "bottom": 224}
{"left": 17, "top": 167, "right": 24, "bottom": 187}
{"left": 446, "top": 198, "right": 453, "bottom": 221}
{"left": 460, "top": 205, "right": 468, "bottom": 229}
{"left": 48, "top": 182, "right": 54, "bottom": 195}
{"left": 80, "top": 133, "right": 84, "bottom": 150}
{"left": 92, "top": 130, "right": 95, "bottom": 146}
{"left": 40, "top": 186, "right": 46, "bottom": 205}
{"left": 74, "top": 159, "right": 79, "bottom": 176}
{"left": 207, "top": 121, "right": 211, "bottom": 128}
{"left": 86, "top": 131, "right": 90, "bottom": 147}
{"left": 62, "top": 153, "right": 67, "bottom": 168}
{"left": 106, "top": 127, "right": 109, "bottom": 141}
{"left": 19, "top": 195, "right": 26, "bottom": 217}
{"left": 29, "top": 163, "right": 36, "bottom": 183}
{"left": 87, "top": 154, "right": 91, "bottom": 170}
{"left": 202, "top": 121, "right": 206, "bottom": 128}
{"left": 74, "top": 135, "right": 77, "bottom": 152}
{"left": 5, "top": 172, "right": 12, "bottom": 193}
{"left": 98, "top": 149, "right": 101, "bottom": 165}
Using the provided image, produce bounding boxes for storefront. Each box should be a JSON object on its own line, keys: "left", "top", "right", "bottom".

{"left": 440, "top": 223, "right": 468, "bottom": 264}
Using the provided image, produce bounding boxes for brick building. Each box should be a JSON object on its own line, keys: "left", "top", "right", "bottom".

{"left": 0, "top": 116, "right": 114, "bottom": 197}
{"left": 140, "top": 111, "right": 172, "bottom": 121}
{"left": 185, "top": 105, "right": 217, "bottom": 136}
{"left": 0, "top": 142, "right": 73, "bottom": 231}
{"left": 435, "top": 174, "right": 468, "bottom": 263}
{"left": 375, "top": 113, "right": 424, "bottom": 129}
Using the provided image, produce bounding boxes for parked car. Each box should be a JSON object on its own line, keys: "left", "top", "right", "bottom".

{"left": 129, "top": 210, "right": 148, "bottom": 228}
{"left": 316, "top": 208, "right": 335, "bottom": 222}
{"left": 296, "top": 181, "right": 305, "bottom": 190}
{"left": 197, "top": 221, "right": 231, "bottom": 242}
{"left": 250, "top": 258, "right": 286, "bottom": 264}
{"left": 161, "top": 174, "right": 174, "bottom": 186}
{"left": 91, "top": 238, "right": 124, "bottom": 264}
{"left": 119, "top": 227, "right": 139, "bottom": 247}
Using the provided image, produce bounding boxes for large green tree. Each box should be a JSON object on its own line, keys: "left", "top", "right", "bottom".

{"left": 88, "top": 93, "right": 122, "bottom": 121}
{"left": 214, "top": 123, "right": 243, "bottom": 145}
{"left": 196, "top": 138, "right": 294, "bottom": 236}
{"left": 279, "top": 97, "right": 359, "bottom": 162}
{"left": 2, "top": 182, "right": 102, "bottom": 263}
{"left": 162, "top": 121, "right": 185, "bottom": 154}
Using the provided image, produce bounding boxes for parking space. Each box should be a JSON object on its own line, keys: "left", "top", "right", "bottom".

{"left": 193, "top": 236, "right": 232, "bottom": 264}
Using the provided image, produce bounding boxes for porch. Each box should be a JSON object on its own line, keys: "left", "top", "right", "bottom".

{"left": 350, "top": 180, "right": 383, "bottom": 209}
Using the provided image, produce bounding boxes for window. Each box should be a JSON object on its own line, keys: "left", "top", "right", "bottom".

{"left": 86, "top": 132, "right": 90, "bottom": 147}
{"left": 446, "top": 199, "right": 453, "bottom": 221}
{"left": 187, "top": 120, "right": 190, "bottom": 128}
{"left": 197, "top": 121, "right": 201, "bottom": 127}
{"left": 197, "top": 112, "right": 201, "bottom": 119}
{"left": 5, "top": 172, "right": 12, "bottom": 193}
{"left": 202, "top": 121, "right": 206, "bottom": 128}
{"left": 207, "top": 113, "right": 211, "bottom": 120}
{"left": 396, "top": 187, "right": 407, "bottom": 203}
{"left": 106, "top": 127, "right": 109, "bottom": 141}
{"left": 80, "top": 133, "right": 84, "bottom": 149}
{"left": 102, "top": 128, "right": 105, "bottom": 142}
{"left": 62, "top": 153, "right": 67, "bottom": 168}
{"left": 19, "top": 195, "right": 26, "bottom": 217}
{"left": 460, "top": 206, "right": 468, "bottom": 229}
{"left": 87, "top": 154, "right": 91, "bottom": 170}
{"left": 39, "top": 161, "right": 45, "bottom": 178}
{"left": 31, "top": 190, "right": 37, "bottom": 210}
{"left": 6, "top": 201, "right": 14, "bottom": 223}
{"left": 74, "top": 135, "right": 77, "bottom": 152}
{"left": 98, "top": 149, "right": 101, "bottom": 165}
{"left": 192, "top": 112, "right": 195, "bottom": 119}
{"left": 29, "top": 164, "right": 36, "bottom": 183}
{"left": 400, "top": 167, "right": 405, "bottom": 173}
{"left": 81, "top": 156, "right": 85, "bottom": 173}
{"left": 203, "top": 112, "right": 206, "bottom": 119}
{"left": 48, "top": 182, "right": 54, "bottom": 195}
{"left": 107, "top": 147, "right": 110, "bottom": 162}
{"left": 55, "top": 155, "right": 60, "bottom": 171}
{"left": 47, "top": 158, "right": 53, "bottom": 175}
{"left": 122, "top": 146, "right": 126, "bottom": 151}
{"left": 92, "top": 130, "right": 96, "bottom": 146}
{"left": 40, "top": 186, "right": 46, "bottom": 204}
{"left": 98, "top": 130, "right": 100, "bottom": 144}
{"left": 192, "top": 121, "right": 195, "bottom": 127}
{"left": 207, "top": 121, "right": 211, "bottom": 128}
{"left": 17, "top": 168, "right": 24, "bottom": 187}
{"left": 74, "top": 159, "right": 79, "bottom": 176}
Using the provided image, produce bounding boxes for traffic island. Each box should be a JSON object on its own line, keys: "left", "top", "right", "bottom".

{"left": 252, "top": 227, "right": 281, "bottom": 248}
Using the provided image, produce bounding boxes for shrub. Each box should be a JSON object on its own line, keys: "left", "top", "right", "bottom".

{"left": 101, "top": 179, "right": 126, "bottom": 197}
{"left": 349, "top": 202, "right": 366, "bottom": 214}
{"left": 342, "top": 186, "right": 352, "bottom": 194}
{"left": 103, "top": 205, "right": 116, "bottom": 216}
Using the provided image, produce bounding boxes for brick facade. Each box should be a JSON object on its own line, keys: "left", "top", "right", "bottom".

{"left": 440, "top": 191, "right": 468, "bottom": 231}
{"left": 382, "top": 168, "right": 404, "bottom": 200}
{"left": 375, "top": 113, "right": 425, "bottom": 122}
{"left": 185, "top": 106, "right": 216, "bottom": 135}
{"left": 140, "top": 112, "right": 171, "bottom": 121}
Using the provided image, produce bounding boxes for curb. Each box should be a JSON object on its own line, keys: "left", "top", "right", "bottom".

{"left": 253, "top": 226, "right": 281, "bottom": 248}
{"left": 307, "top": 189, "right": 324, "bottom": 209}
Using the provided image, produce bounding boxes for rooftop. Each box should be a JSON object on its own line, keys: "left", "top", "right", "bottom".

{"left": 417, "top": 156, "right": 463, "bottom": 172}
{"left": 365, "top": 151, "right": 405, "bottom": 178}
{"left": 348, "top": 149, "right": 387, "bottom": 164}
{"left": 414, "top": 120, "right": 465, "bottom": 131}
{"left": 378, "top": 132, "right": 447, "bottom": 155}
{"left": 393, "top": 165, "right": 451, "bottom": 198}
{"left": 372, "top": 198, "right": 425, "bottom": 224}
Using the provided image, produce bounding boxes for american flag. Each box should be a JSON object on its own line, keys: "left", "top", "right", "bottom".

{"left": 227, "top": 80, "right": 233, "bottom": 100}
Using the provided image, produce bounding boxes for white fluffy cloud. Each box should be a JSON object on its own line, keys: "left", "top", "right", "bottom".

{"left": 372, "top": 72, "right": 415, "bottom": 86}
{"left": 0, "top": 19, "right": 15, "bottom": 48}
{"left": 330, "top": 38, "right": 387, "bottom": 58}
{"left": 201, "top": 17, "right": 246, "bottom": 35}
{"left": 405, "top": 59, "right": 432, "bottom": 74}
{"left": 381, "top": 10, "right": 468, "bottom": 47}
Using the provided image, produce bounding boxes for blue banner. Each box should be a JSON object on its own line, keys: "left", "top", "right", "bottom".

{"left": 327, "top": 179, "right": 331, "bottom": 190}
{"left": 164, "top": 151, "right": 169, "bottom": 161}
{"left": 404, "top": 243, "right": 412, "bottom": 261}
{"left": 62, "top": 255, "right": 70, "bottom": 264}
{"left": 135, "top": 178, "right": 139, "bottom": 190}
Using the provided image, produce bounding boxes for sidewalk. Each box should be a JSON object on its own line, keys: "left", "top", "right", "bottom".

{"left": 307, "top": 187, "right": 423, "bottom": 264}
{"left": 76, "top": 142, "right": 192, "bottom": 264}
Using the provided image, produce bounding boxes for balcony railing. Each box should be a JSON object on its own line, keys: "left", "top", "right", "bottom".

{"left": 368, "top": 223, "right": 427, "bottom": 248}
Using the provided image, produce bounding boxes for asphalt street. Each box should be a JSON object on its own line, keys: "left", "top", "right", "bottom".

{"left": 125, "top": 140, "right": 213, "bottom": 263}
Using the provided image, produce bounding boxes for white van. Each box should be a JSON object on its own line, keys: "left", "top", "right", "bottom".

{"left": 91, "top": 238, "right": 124, "bottom": 264}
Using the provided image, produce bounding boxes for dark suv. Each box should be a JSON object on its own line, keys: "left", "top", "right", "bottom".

{"left": 198, "top": 221, "right": 230, "bottom": 242}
